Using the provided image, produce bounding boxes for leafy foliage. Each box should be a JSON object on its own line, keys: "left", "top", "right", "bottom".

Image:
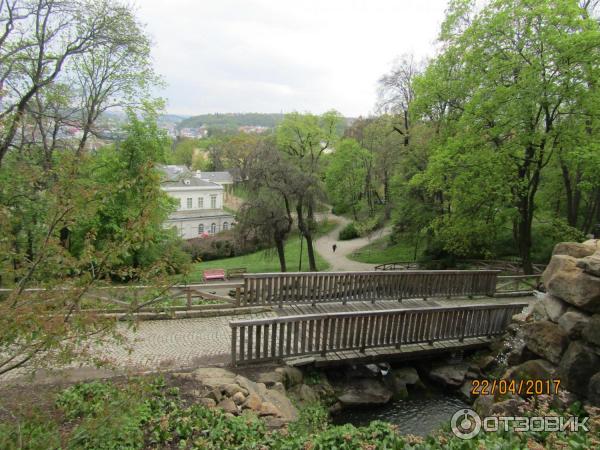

{"left": 1, "top": 377, "right": 597, "bottom": 450}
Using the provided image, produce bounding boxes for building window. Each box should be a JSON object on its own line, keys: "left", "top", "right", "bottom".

{"left": 186, "top": 197, "right": 192, "bottom": 209}
{"left": 210, "top": 223, "right": 216, "bottom": 234}
{"left": 210, "top": 195, "right": 217, "bottom": 209}
{"left": 198, "top": 224, "right": 204, "bottom": 234}
{"left": 178, "top": 198, "right": 182, "bottom": 209}
{"left": 222, "top": 222, "right": 228, "bottom": 231}
{"left": 198, "top": 197, "right": 203, "bottom": 208}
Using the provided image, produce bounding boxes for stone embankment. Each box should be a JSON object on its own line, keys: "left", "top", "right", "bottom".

{"left": 472, "top": 239, "right": 600, "bottom": 416}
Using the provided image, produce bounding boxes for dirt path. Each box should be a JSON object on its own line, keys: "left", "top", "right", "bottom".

{"left": 315, "top": 213, "right": 391, "bottom": 271}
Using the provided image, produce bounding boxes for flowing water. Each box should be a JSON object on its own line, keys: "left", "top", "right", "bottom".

{"left": 332, "top": 389, "right": 470, "bottom": 436}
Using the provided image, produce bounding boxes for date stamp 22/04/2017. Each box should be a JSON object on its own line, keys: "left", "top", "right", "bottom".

{"left": 470, "top": 379, "right": 561, "bottom": 396}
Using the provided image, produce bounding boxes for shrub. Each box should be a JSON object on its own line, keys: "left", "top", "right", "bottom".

{"left": 338, "top": 223, "right": 359, "bottom": 240}
{"left": 354, "top": 215, "right": 384, "bottom": 236}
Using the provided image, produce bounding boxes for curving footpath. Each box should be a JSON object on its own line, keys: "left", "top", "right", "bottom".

{"left": 314, "top": 213, "right": 391, "bottom": 272}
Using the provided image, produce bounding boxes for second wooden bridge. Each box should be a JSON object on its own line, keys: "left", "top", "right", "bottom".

{"left": 230, "top": 270, "right": 530, "bottom": 367}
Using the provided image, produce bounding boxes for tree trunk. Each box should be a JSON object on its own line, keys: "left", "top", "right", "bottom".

{"left": 517, "top": 205, "right": 534, "bottom": 274}
{"left": 383, "top": 172, "right": 391, "bottom": 220}
{"left": 560, "top": 160, "right": 582, "bottom": 228}
{"left": 275, "top": 238, "right": 286, "bottom": 272}
{"left": 305, "top": 234, "right": 317, "bottom": 272}
{"left": 296, "top": 202, "right": 317, "bottom": 271}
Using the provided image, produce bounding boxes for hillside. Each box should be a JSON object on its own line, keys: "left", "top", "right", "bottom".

{"left": 178, "top": 113, "right": 284, "bottom": 130}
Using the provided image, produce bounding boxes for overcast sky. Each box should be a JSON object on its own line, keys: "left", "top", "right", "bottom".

{"left": 136, "top": 0, "right": 448, "bottom": 118}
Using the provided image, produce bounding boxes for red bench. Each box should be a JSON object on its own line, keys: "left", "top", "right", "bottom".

{"left": 203, "top": 269, "right": 226, "bottom": 281}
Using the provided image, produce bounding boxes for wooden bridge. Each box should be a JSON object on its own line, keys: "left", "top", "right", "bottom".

{"left": 230, "top": 270, "right": 529, "bottom": 367}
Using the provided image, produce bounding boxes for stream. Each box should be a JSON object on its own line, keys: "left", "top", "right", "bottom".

{"left": 332, "top": 389, "right": 470, "bottom": 436}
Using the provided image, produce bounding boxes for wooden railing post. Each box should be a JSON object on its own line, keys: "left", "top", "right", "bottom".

{"left": 231, "top": 326, "right": 238, "bottom": 366}
{"left": 321, "top": 317, "right": 330, "bottom": 357}
{"left": 360, "top": 316, "right": 369, "bottom": 353}
{"left": 186, "top": 289, "right": 192, "bottom": 309}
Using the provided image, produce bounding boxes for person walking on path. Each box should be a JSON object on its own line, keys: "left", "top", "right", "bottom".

{"left": 332, "top": 244, "right": 337, "bottom": 253}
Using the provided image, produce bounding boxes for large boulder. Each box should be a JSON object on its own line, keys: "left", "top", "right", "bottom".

{"left": 427, "top": 363, "right": 469, "bottom": 388}
{"left": 577, "top": 252, "right": 600, "bottom": 277}
{"left": 558, "top": 309, "right": 591, "bottom": 339}
{"left": 588, "top": 372, "right": 600, "bottom": 406}
{"left": 582, "top": 314, "right": 600, "bottom": 346}
{"left": 531, "top": 300, "right": 550, "bottom": 321}
{"left": 503, "top": 359, "right": 557, "bottom": 382}
{"left": 559, "top": 341, "right": 600, "bottom": 396}
{"left": 256, "top": 371, "right": 284, "bottom": 388}
{"left": 552, "top": 242, "right": 596, "bottom": 259}
{"left": 541, "top": 295, "right": 569, "bottom": 322}
{"left": 242, "top": 393, "right": 263, "bottom": 411}
{"left": 189, "top": 367, "right": 237, "bottom": 388}
{"left": 543, "top": 255, "right": 600, "bottom": 313}
{"left": 522, "top": 320, "right": 569, "bottom": 364}
{"left": 288, "top": 384, "right": 319, "bottom": 405}
{"left": 261, "top": 389, "right": 298, "bottom": 422}
{"left": 393, "top": 366, "right": 420, "bottom": 386}
{"left": 336, "top": 378, "right": 393, "bottom": 406}
{"left": 582, "top": 239, "right": 600, "bottom": 251}
{"left": 217, "top": 398, "right": 239, "bottom": 415}
{"left": 274, "top": 366, "right": 303, "bottom": 388}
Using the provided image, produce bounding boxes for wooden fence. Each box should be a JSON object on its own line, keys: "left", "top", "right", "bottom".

{"left": 375, "top": 260, "right": 546, "bottom": 274}
{"left": 230, "top": 302, "right": 528, "bottom": 366}
{"left": 0, "top": 282, "right": 244, "bottom": 312}
{"left": 241, "top": 270, "right": 500, "bottom": 306}
{"left": 495, "top": 275, "right": 542, "bottom": 295}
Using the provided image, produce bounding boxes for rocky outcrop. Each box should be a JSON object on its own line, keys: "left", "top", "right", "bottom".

{"left": 558, "top": 309, "right": 591, "bottom": 339}
{"left": 503, "top": 359, "right": 557, "bottom": 382}
{"left": 485, "top": 240, "right": 600, "bottom": 408}
{"left": 274, "top": 366, "right": 303, "bottom": 388}
{"left": 522, "top": 320, "right": 568, "bottom": 364}
{"left": 577, "top": 252, "right": 600, "bottom": 277}
{"left": 559, "top": 341, "right": 600, "bottom": 396}
{"left": 543, "top": 250, "right": 600, "bottom": 313}
{"left": 588, "top": 372, "right": 600, "bottom": 405}
{"left": 288, "top": 384, "right": 319, "bottom": 405}
{"left": 583, "top": 314, "right": 600, "bottom": 347}
{"left": 541, "top": 295, "right": 569, "bottom": 322}
{"left": 427, "top": 363, "right": 469, "bottom": 388}
{"left": 335, "top": 378, "right": 393, "bottom": 406}
{"left": 552, "top": 242, "right": 596, "bottom": 259}
{"left": 172, "top": 367, "right": 298, "bottom": 426}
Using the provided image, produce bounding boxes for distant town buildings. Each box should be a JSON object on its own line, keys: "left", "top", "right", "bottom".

{"left": 159, "top": 165, "right": 235, "bottom": 239}
{"left": 238, "top": 125, "right": 269, "bottom": 134}
{"left": 178, "top": 127, "right": 208, "bottom": 139}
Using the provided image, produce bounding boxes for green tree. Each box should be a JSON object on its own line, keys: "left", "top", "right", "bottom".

{"left": 276, "top": 111, "right": 342, "bottom": 271}
{"left": 325, "top": 139, "right": 371, "bottom": 219}
{"left": 412, "top": 0, "right": 600, "bottom": 272}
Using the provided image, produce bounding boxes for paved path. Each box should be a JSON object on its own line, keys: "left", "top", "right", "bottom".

{"left": 3, "top": 296, "right": 534, "bottom": 384}
{"left": 315, "top": 213, "right": 391, "bottom": 271}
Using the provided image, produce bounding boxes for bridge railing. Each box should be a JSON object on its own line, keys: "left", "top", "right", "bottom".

{"left": 495, "top": 275, "right": 542, "bottom": 296}
{"left": 375, "top": 260, "right": 546, "bottom": 274}
{"left": 241, "top": 270, "right": 500, "bottom": 306}
{"left": 230, "top": 302, "right": 528, "bottom": 366}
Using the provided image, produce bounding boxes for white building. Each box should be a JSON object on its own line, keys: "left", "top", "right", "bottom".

{"left": 160, "top": 165, "right": 235, "bottom": 239}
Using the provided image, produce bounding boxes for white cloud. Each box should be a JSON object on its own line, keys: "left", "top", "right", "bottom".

{"left": 136, "top": 0, "right": 448, "bottom": 117}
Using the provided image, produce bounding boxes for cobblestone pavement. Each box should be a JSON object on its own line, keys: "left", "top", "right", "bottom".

{"left": 1, "top": 311, "right": 276, "bottom": 383}
{"left": 97, "top": 311, "right": 276, "bottom": 371}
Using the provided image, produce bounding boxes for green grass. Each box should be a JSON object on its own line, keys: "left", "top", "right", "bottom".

{"left": 188, "top": 221, "right": 337, "bottom": 280}
{"left": 349, "top": 234, "right": 423, "bottom": 264}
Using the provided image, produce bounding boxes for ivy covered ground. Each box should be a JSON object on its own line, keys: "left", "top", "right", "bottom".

{"left": 0, "top": 376, "right": 598, "bottom": 449}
